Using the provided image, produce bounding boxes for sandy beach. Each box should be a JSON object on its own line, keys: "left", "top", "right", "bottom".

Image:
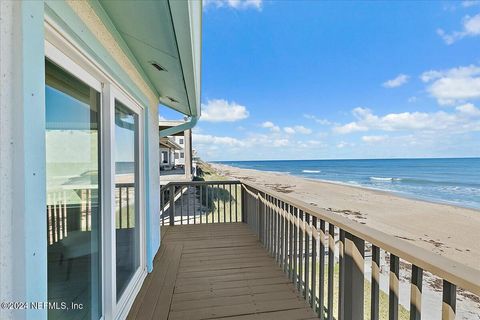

{"left": 210, "top": 163, "right": 480, "bottom": 271}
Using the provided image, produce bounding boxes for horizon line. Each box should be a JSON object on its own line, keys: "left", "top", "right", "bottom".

{"left": 208, "top": 156, "right": 480, "bottom": 162}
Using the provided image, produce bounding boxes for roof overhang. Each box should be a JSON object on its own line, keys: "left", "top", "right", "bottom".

{"left": 160, "top": 137, "right": 182, "bottom": 150}
{"left": 159, "top": 120, "right": 192, "bottom": 137}
{"left": 98, "top": 0, "right": 201, "bottom": 117}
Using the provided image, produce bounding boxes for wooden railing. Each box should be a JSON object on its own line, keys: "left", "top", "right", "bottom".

{"left": 160, "top": 180, "right": 480, "bottom": 319}
{"left": 160, "top": 180, "right": 242, "bottom": 226}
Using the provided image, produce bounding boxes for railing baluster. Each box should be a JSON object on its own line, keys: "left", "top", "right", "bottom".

{"left": 319, "top": 220, "right": 326, "bottom": 319}
{"left": 223, "top": 184, "right": 226, "bottom": 223}
{"left": 344, "top": 232, "right": 365, "bottom": 318}
{"left": 169, "top": 185, "right": 174, "bottom": 226}
{"left": 119, "top": 187, "right": 123, "bottom": 228}
{"left": 442, "top": 280, "right": 456, "bottom": 320}
{"left": 338, "top": 229, "right": 345, "bottom": 319}
{"left": 283, "top": 201, "right": 288, "bottom": 274}
{"left": 298, "top": 210, "right": 304, "bottom": 293}
{"left": 179, "top": 186, "right": 183, "bottom": 225}
{"left": 277, "top": 198, "right": 281, "bottom": 265}
{"left": 311, "top": 216, "right": 317, "bottom": 310}
{"left": 199, "top": 185, "right": 203, "bottom": 224}
{"left": 410, "top": 265, "right": 423, "bottom": 320}
{"left": 389, "top": 254, "right": 400, "bottom": 320}
{"left": 235, "top": 183, "right": 238, "bottom": 222}
{"left": 267, "top": 196, "right": 273, "bottom": 255}
{"left": 293, "top": 207, "right": 298, "bottom": 290}
{"left": 217, "top": 184, "right": 220, "bottom": 223}
{"left": 288, "top": 204, "right": 293, "bottom": 281}
{"left": 305, "top": 213, "right": 310, "bottom": 301}
{"left": 126, "top": 186, "right": 130, "bottom": 228}
{"left": 229, "top": 184, "right": 232, "bottom": 223}
{"left": 160, "top": 189, "right": 164, "bottom": 226}
{"left": 327, "top": 223, "right": 335, "bottom": 320}
{"left": 371, "top": 245, "right": 380, "bottom": 320}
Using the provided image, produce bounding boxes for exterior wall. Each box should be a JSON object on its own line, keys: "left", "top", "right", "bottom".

{"left": 0, "top": 1, "right": 162, "bottom": 319}
{"left": 173, "top": 135, "right": 186, "bottom": 166}
{"left": 1, "top": 2, "right": 47, "bottom": 319}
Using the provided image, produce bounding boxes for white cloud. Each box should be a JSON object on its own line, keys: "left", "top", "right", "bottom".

{"left": 201, "top": 99, "right": 249, "bottom": 122}
{"left": 437, "top": 13, "right": 480, "bottom": 44}
{"left": 334, "top": 105, "right": 480, "bottom": 134}
{"left": 456, "top": 103, "right": 480, "bottom": 116}
{"left": 462, "top": 1, "right": 480, "bottom": 7}
{"left": 408, "top": 96, "right": 417, "bottom": 103}
{"left": 283, "top": 127, "right": 295, "bottom": 134}
{"left": 382, "top": 74, "right": 409, "bottom": 88}
{"left": 203, "top": 0, "right": 262, "bottom": 10}
{"left": 333, "top": 121, "right": 368, "bottom": 134}
{"left": 194, "top": 133, "right": 246, "bottom": 147}
{"left": 420, "top": 65, "right": 480, "bottom": 105}
{"left": 362, "top": 135, "right": 388, "bottom": 143}
{"left": 273, "top": 139, "right": 289, "bottom": 147}
{"left": 261, "top": 121, "right": 280, "bottom": 132}
{"left": 283, "top": 125, "right": 312, "bottom": 135}
{"left": 303, "top": 114, "right": 332, "bottom": 125}
{"left": 336, "top": 141, "right": 354, "bottom": 149}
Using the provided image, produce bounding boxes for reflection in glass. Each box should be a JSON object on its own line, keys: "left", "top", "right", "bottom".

{"left": 114, "top": 100, "right": 140, "bottom": 300}
{"left": 45, "top": 60, "right": 101, "bottom": 319}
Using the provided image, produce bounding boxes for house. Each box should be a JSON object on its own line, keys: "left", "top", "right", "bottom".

{"left": 159, "top": 120, "right": 193, "bottom": 184}
{"left": 159, "top": 137, "right": 182, "bottom": 171}
{"left": 0, "top": 1, "right": 200, "bottom": 319}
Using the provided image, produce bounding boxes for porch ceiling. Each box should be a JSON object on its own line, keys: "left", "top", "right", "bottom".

{"left": 98, "top": 0, "right": 200, "bottom": 117}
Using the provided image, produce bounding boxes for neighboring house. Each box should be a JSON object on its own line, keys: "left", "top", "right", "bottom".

{"left": 0, "top": 1, "right": 201, "bottom": 320}
{"left": 159, "top": 120, "right": 193, "bottom": 184}
{"left": 159, "top": 137, "right": 181, "bottom": 170}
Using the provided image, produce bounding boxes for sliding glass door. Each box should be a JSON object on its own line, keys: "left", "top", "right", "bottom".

{"left": 45, "top": 39, "right": 146, "bottom": 320}
{"left": 45, "top": 59, "right": 102, "bottom": 319}
{"left": 114, "top": 100, "right": 140, "bottom": 301}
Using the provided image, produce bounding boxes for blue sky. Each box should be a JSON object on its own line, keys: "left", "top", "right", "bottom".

{"left": 161, "top": 0, "right": 480, "bottom": 161}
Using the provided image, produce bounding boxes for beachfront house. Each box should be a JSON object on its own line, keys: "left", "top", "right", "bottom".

{"left": 160, "top": 137, "right": 182, "bottom": 171}
{"left": 159, "top": 120, "right": 194, "bottom": 184}
{"left": 0, "top": 1, "right": 200, "bottom": 319}
{"left": 1, "top": 1, "right": 479, "bottom": 320}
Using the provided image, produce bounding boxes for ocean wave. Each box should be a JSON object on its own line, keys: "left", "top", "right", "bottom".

{"left": 369, "top": 176, "right": 401, "bottom": 182}
{"left": 302, "top": 170, "right": 321, "bottom": 173}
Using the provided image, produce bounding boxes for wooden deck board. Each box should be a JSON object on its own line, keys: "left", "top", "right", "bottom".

{"left": 127, "top": 223, "right": 316, "bottom": 320}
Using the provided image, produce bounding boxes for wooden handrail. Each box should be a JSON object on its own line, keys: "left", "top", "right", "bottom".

{"left": 241, "top": 180, "right": 480, "bottom": 297}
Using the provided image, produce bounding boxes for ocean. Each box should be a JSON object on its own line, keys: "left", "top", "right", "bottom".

{"left": 216, "top": 158, "right": 480, "bottom": 210}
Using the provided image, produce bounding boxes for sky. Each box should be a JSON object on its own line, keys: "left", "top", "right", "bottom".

{"left": 160, "top": 0, "right": 480, "bottom": 161}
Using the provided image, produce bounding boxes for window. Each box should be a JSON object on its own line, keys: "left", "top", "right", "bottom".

{"left": 179, "top": 138, "right": 184, "bottom": 145}
{"left": 114, "top": 100, "right": 140, "bottom": 300}
{"left": 180, "top": 152, "right": 184, "bottom": 159}
{"left": 45, "top": 59, "right": 102, "bottom": 320}
{"left": 162, "top": 151, "right": 168, "bottom": 163}
{"left": 175, "top": 153, "right": 179, "bottom": 159}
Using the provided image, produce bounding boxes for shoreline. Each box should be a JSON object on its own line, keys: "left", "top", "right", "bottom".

{"left": 209, "top": 162, "right": 480, "bottom": 271}
{"left": 214, "top": 163, "right": 480, "bottom": 211}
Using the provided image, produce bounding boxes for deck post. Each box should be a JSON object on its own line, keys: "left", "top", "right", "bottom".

{"left": 169, "top": 184, "right": 175, "bottom": 226}
{"left": 343, "top": 232, "right": 365, "bottom": 319}
{"left": 241, "top": 185, "right": 247, "bottom": 223}
{"left": 442, "top": 280, "right": 456, "bottom": 320}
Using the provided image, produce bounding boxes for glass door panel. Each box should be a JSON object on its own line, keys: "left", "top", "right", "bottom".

{"left": 45, "top": 59, "right": 102, "bottom": 319}
{"left": 114, "top": 100, "right": 140, "bottom": 300}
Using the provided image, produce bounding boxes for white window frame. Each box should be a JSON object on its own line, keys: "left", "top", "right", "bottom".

{"left": 106, "top": 84, "right": 146, "bottom": 320}
{"left": 45, "top": 19, "right": 147, "bottom": 320}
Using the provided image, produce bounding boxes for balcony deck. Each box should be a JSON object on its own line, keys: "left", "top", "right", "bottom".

{"left": 127, "top": 223, "right": 317, "bottom": 320}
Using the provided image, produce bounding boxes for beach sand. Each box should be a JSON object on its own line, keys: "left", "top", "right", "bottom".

{"left": 210, "top": 163, "right": 480, "bottom": 271}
